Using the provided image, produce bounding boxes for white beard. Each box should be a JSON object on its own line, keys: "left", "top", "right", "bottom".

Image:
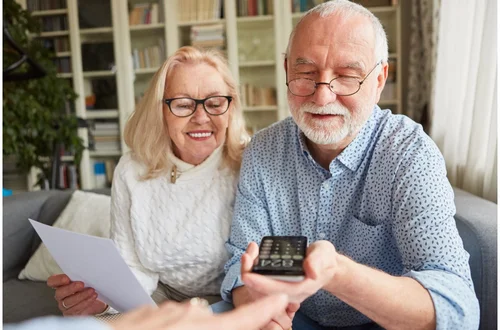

{"left": 289, "top": 99, "right": 363, "bottom": 145}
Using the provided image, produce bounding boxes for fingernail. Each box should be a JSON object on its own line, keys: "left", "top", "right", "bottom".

{"left": 189, "top": 297, "right": 209, "bottom": 307}
{"left": 189, "top": 297, "right": 201, "bottom": 306}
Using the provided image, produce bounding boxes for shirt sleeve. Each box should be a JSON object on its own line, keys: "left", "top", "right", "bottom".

{"left": 221, "top": 142, "right": 273, "bottom": 302}
{"left": 391, "top": 135, "right": 480, "bottom": 330}
{"left": 4, "top": 316, "right": 111, "bottom": 330}
{"left": 109, "top": 159, "right": 159, "bottom": 310}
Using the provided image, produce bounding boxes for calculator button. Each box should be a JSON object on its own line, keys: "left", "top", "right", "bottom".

{"left": 270, "top": 254, "right": 280, "bottom": 259}
{"left": 259, "top": 254, "right": 270, "bottom": 259}
{"left": 292, "top": 255, "right": 304, "bottom": 260}
{"left": 282, "top": 254, "right": 292, "bottom": 259}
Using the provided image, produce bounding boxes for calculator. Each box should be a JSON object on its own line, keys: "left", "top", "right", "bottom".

{"left": 251, "top": 236, "right": 307, "bottom": 282}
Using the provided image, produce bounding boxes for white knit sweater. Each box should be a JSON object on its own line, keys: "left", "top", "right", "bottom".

{"left": 110, "top": 146, "right": 237, "bottom": 299}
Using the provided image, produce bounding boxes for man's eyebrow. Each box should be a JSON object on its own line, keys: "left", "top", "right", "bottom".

{"left": 294, "top": 57, "right": 316, "bottom": 66}
{"left": 293, "top": 59, "right": 367, "bottom": 72}
{"left": 337, "top": 61, "right": 365, "bottom": 72}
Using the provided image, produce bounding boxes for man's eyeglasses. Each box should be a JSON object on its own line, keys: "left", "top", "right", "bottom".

{"left": 286, "top": 61, "right": 382, "bottom": 97}
{"left": 164, "top": 96, "right": 232, "bottom": 117}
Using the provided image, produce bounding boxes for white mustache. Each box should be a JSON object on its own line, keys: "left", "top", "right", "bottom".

{"left": 301, "top": 103, "right": 350, "bottom": 116}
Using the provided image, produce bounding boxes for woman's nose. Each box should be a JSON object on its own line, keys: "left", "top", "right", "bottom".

{"left": 190, "top": 104, "right": 210, "bottom": 123}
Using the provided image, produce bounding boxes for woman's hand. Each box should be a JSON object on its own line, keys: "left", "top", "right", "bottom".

{"left": 232, "top": 242, "right": 300, "bottom": 330}
{"left": 110, "top": 295, "right": 290, "bottom": 330}
{"left": 47, "top": 274, "right": 108, "bottom": 316}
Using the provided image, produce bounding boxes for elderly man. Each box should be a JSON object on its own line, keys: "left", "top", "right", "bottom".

{"left": 221, "top": 1, "right": 479, "bottom": 330}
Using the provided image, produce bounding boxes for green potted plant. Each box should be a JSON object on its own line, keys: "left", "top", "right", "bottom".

{"left": 3, "top": 0, "right": 84, "bottom": 189}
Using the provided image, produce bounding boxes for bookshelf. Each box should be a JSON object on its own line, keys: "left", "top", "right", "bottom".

{"left": 19, "top": 0, "right": 403, "bottom": 190}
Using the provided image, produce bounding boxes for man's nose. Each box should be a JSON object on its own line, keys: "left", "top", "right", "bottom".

{"left": 311, "top": 82, "right": 337, "bottom": 106}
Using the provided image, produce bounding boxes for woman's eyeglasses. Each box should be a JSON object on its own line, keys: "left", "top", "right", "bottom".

{"left": 164, "top": 96, "right": 232, "bottom": 117}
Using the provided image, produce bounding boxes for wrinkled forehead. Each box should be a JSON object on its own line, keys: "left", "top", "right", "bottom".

{"left": 289, "top": 13, "right": 376, "bottom": 66}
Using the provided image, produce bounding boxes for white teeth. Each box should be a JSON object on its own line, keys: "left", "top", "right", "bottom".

{"left": 188, "top": 132, "right": 212, "bottom": 138}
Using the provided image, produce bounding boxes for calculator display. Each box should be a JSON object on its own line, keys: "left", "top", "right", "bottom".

{"left": 252, "top": 236, "right": 307, "bottom": 276}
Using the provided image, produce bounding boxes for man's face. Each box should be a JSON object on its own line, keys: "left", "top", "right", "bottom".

{"left": 286, "top": 13, "right": 387, "bottom": 146}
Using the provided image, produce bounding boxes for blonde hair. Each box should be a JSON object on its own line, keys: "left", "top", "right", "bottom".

{"left": 124, "top": 46, "right": 250, "bottom": 179}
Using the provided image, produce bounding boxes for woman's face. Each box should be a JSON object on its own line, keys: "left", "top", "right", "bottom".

{"left": 163, "top": 62, "right": 231, "bottom": 165}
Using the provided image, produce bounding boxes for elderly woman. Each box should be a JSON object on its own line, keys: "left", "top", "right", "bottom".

{"left": 46, "top": 46, "right": 250, "bottom": 316}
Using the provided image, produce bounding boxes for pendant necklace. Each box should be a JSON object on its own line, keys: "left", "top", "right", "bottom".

{"left": 170, "top": 165, "right": 180, "bottom": 183}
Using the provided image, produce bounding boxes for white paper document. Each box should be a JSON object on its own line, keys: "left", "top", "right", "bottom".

{"left": 29, "top": 219, "right": 156, "bottom": 313}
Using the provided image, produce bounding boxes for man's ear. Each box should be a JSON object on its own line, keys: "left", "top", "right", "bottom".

{"left": 378, "top": 61, "right": 388, "bottom": 89}
{"left": 374, "top": 61, "right": 389, "bottom": 103}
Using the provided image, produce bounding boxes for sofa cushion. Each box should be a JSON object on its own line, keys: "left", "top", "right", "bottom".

{"left": 30, "top": 190, "right": 75, "bottom": 254}
{"left": 3, "top": 190, "right": 69, "bottom": 281}
{"left": 3, "top": 278, "right": 62, "bottom": 323}
{"left": 18, "top": 190, "right": 111, "bottom": 281}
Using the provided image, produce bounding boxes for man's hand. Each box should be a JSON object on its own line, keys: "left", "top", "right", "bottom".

{"left": 241, "top": 240, "right": 339, "bottom": 304}
{"left": 110, "top": 294, "right": 290, "bottom": 330}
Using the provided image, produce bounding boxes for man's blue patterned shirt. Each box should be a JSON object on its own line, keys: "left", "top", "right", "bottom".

{"left": 221, "top": 107, "right": 479, "bottom": 329}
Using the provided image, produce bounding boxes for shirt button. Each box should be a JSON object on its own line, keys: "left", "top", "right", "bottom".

{"left": 319, "top": 232, "right": 326, "bottom": 239}
{"left": 323, "top": 182, "right": 330, "bottom": 189}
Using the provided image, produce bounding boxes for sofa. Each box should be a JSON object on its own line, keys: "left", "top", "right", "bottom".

{"left": 3, "top": 188, "right": 110, "bottom": 324}
{"left": 3, "top": 188, "right": 497, "bottom": 329}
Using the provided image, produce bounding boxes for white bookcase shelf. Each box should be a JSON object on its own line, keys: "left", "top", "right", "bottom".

{"left": 135, "top": 68, "right": 160, "bottom": 75}
{"left": 86, "top": 110, "right": 119, "bottom": 119}
{"left": 178, "top": 19, "right": 226, "bottom": 27}
{"left": 236, "top": 15, "right": 273, "bottom": 23}
{"left": 82, "top": 71, "right": 115, "bottom": 78}
{"left": 89, "top": 150, "right": 122, "bottom": 157}
{"left": 21, "top": 0, "right": 404, "bottom": 190}
{"left": 35, "top": 30, "right": 69, "bottom": 37}
{"left": 55, "top": 51, "right": 71, "bottom": 57}
{"left": 239, "top": 60, "right": 275, "bottom": 67}
{"left": 80, "top": 27, "right": 113, "bottom": 35}
{"left": 31, "top": 8, "right": 68, "bottom": 16}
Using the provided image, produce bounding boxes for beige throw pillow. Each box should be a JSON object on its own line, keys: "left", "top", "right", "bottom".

{"left": 18, "top": 190, "right": 111, "bottom": 281}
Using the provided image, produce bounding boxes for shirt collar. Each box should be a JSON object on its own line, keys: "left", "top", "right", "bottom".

{"left": 298, "top": 127, "right": 310, "bottom": 156}
{"left": 336, "top": 106, "right": 380, "bottom": 172}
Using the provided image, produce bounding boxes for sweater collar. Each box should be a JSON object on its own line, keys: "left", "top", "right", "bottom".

{"left": 167, "top": 144, "right": 224, "bottom": 182}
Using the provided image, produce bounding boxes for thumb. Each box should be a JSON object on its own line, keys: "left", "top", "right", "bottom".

{"left": 304, "top": 245, "right": 323, "bottom": 280}
{"left": 304, "top": 241, "right": 336, "bottom": 280}
{"left": 210, "top": 294, "right": 289, "bottom": 330}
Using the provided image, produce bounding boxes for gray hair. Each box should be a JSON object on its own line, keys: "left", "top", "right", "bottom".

{"left": 285, "top": 0, "right": 388, "bottom": 64}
